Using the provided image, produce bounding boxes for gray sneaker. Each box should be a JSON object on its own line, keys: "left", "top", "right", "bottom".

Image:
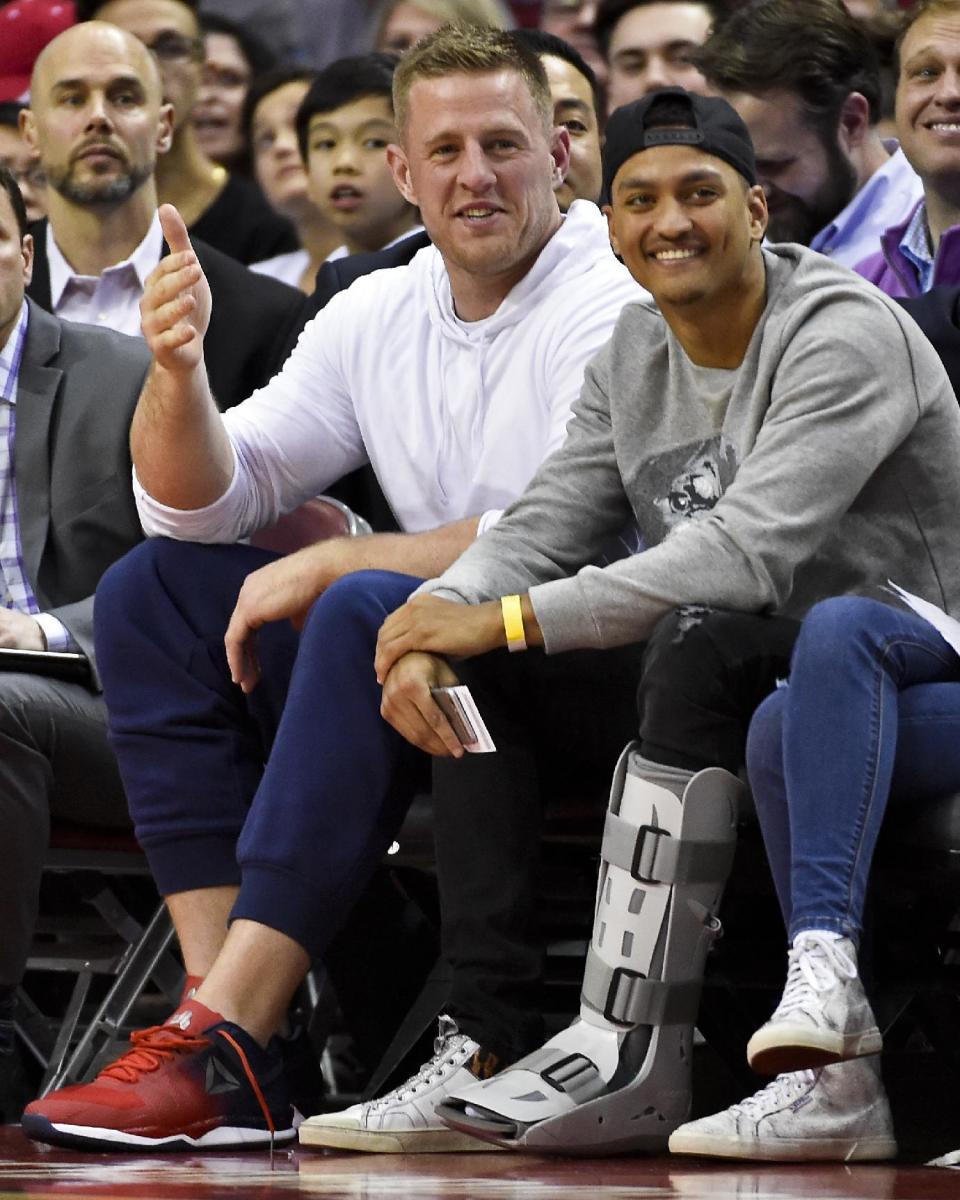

{"left": 668, "top": 1057, "right": 897, "bottom": 1162}
{"left": 298, "top": 1016, "right": 504, "bottom": 1153}
{"left": 747, "top": 932, "right": 882, "bottom": 1075}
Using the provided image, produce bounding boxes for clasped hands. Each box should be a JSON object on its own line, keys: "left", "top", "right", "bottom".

{"left": 223, "top": 553, "right": 508, "bottom": 759}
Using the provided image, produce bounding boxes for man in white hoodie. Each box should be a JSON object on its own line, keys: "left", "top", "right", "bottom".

{"left": 21, "top": 26, "right": 641, "bottom": 1153}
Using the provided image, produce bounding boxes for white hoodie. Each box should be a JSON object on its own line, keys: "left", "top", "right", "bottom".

{"left": 135, "top": 201, "right": 644, "bottom": 540}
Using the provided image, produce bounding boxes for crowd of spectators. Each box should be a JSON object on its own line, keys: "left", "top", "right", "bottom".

{"left": 2, "top": 0, "right": 960, "bottom": 1175}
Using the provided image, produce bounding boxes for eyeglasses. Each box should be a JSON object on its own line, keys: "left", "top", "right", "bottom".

{"left": 145, "top": 32, "right": 205, "bottom": 63}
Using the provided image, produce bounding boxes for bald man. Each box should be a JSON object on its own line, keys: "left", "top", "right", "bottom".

{"left": 20, "top": 23, "right": 301, "bottom": 408}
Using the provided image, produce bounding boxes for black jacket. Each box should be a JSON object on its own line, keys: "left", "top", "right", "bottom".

{"left": 897, "top": 286, "right": 960, "bottom": 401}
{"left": 28, "top": 220, "right": 303, "bottom": 410}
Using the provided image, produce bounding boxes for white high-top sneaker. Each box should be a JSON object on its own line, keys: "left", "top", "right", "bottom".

{"left": 668, "top": 1057, "right": 897, "bottom": 1162}
{"left": 298, "top": 1016, "right": 504, "bottom": 1153}
{"left": 747, "top": 931, "right": 882, "bottom": 1075}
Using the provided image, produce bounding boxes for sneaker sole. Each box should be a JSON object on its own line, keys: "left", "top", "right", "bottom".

{"left": 747, "top": 1025, "right": 883, "bottom": 1075}
{"left": 668, "top": 1130, "right": 898, "bottom": 1162}
{"left": 21, "top": 1113, "right": 297, "bottom": 1153}
{"left": 298, "top": 1122, "right": 504, "bottom": 1154}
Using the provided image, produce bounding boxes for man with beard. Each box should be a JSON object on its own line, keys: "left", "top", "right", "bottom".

{"left": 696, "top": 0, "right": 921, "bottom": 267}
{"left": 19, "top": 22, "right": 301, "bottom": 409}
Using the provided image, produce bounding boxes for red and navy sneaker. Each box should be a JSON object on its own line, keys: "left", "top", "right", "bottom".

{"left": 21, "top": 1000, "right": 296, "bottom": 1151}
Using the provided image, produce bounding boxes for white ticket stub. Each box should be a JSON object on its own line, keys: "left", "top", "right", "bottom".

{"left": 430, "top": 684, "right": 497, "bottom": 753}
{"left": 888, "top": 581, "right": 960, "bottom": 658}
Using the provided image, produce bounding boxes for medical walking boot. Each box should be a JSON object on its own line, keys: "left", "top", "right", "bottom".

{"left": 437, "top": 745, "right": 742, "bottom": 1155}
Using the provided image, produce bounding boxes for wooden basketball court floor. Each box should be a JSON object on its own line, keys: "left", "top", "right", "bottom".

{"left": 0, "top": 1127, "right": 958, "bottom": 1200}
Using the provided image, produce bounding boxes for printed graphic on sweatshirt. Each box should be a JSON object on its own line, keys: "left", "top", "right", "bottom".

{"left": 641, "top": 436, "right": 740, "bottom": 545}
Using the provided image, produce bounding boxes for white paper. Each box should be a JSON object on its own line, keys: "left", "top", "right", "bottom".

{"left": 887, "top": 581, "right": 960, "bottom": 657}
{"left": 432, "top": 684, "right": 497, "bottom": 753}
{"left": 927, "top": 1149, "right": 960, "bottom": 1168}
{"left": 453, "top": 685, "right": 497, "bottom": 753}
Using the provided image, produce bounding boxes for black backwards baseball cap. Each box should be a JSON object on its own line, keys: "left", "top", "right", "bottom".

{"left": 601, "top": 87, "right": 758, "bottom": 204}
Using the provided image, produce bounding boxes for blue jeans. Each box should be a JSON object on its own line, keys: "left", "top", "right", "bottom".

{"left": 746, "top": 596, "right": 960, "bottom": 945}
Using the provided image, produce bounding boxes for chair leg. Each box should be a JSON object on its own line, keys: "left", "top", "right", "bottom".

{"left": 360, "top": 959, "right": 450, "bottom": 1101}
{"left": 38, "top": 970, "right": 94, "bottom": 1096}
{"left": 87, "top": 887, "right": 182, "bottom": 1004}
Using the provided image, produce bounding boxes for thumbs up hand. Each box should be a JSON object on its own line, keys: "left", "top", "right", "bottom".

{"left": 139, "top": 204, "right": 213, "bottom": 375}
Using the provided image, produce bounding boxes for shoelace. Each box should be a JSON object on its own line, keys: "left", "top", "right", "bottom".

{"left": 730, "top": 1070, "right": 817, "bottom": 1118}
{"left": 775, "top": 933, "right": 858, "bottom": 1018}
{"left": 99, "top": 1024, "right": 210, "bottom": 1084}
{"left": 367, "top": 1019, "right": 472, "bottom": 1111}
{"left": 98, "top": 1023, "right": 280, "bottom": 1150}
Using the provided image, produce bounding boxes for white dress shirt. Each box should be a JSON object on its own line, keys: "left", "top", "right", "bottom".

{"left": 47, "top": 212, "right": 164, "bottom": 338}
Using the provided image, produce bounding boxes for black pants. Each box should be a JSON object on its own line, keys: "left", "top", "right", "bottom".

{"left": 433, "top": 607, "right": 800, "bottom": 1060}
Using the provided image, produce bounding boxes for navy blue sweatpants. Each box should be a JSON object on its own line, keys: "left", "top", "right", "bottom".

{"left": 94, "top": 539, "right": 423, "bottom": 958}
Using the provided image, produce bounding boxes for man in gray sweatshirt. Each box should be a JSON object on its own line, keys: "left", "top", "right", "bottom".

{"left": 341, "top": 88, "right": 960, "bottom": 1158}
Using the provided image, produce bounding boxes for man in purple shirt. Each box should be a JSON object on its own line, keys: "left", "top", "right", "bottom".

{"left": 855, "top": 0, "right": 960, "bottom": 297}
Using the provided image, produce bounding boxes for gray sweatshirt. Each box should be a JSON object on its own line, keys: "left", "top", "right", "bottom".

{"left": 423, "top": 244, "right": 960, "bottom": 653}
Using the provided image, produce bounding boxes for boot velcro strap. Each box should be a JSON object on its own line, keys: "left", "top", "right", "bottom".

{"left": 602, "top": 812, "right": 735, "bottom": 884}
{"left": 581, "top": 952, "right": 702, "bottom": 1025}
{"left": 521, "top": 1049, "right": 603, "bottom": 1103}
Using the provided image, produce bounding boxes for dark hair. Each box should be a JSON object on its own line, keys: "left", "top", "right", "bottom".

{"left": 0, "top": 102, "right": 26, "bottom": 131}
{"left": 644, "top": 92, "right": 698, "bottom": 130}
{"left": 511, "top": 28, "right": 601, "bottom": 117}
{"left": 200, "top": 13, "right": 276, "bottom": 77}
{"left": 695, "top": 0, "right": 883, "bottom": 131}
{"left": 595, "top": 0, "right": 721, "bottom": 58}
{"left": 296, "top": 53, "right": 399, "bottom": 162}
{"left": 76, "top": 0, "right": 199, "bottom": 16}
{"left": 242, "top": 66, "right": 317, "bottom": 150}
{"left": 0, "top": 166, "right": 28, "bottom": 239}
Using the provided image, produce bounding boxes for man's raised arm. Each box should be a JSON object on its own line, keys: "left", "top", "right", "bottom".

{"left": 131, "top": 204, "right": 234, "bottom": 510}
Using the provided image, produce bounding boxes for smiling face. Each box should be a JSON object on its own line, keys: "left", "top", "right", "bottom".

{"left": 23, "top": 24, "right": 172, "bottom": 210}
{"left": 252, "top": 80, "right": 313, "bottom": 220}
{"left": 606, "top": 2, "right": 713, "bottom": 115}
{"left": 604, "top": 142, "right": 766, "bottom": 313}
{"left": 388, "top": 69, "right": 567, "bottom": 296}
{"left": 896, "top": 11, "right": 960, "bottom": 191}
{"left": 306, "top": 93, "right": 414, "bottom": 253}
{"left": 541, "top": 52, "right": 601, "bottom": 208}
{"left": 727, "top": 88, "right": 858, "bottom": 245}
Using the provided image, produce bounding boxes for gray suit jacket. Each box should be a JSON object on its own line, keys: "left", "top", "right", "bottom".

{"left": 17, "top": 299, "right": 150, "bottom": 686}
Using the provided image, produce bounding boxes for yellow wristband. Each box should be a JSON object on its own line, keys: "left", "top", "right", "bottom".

{"left": 501, "top": 594, "right": 527, "bottom": 652}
